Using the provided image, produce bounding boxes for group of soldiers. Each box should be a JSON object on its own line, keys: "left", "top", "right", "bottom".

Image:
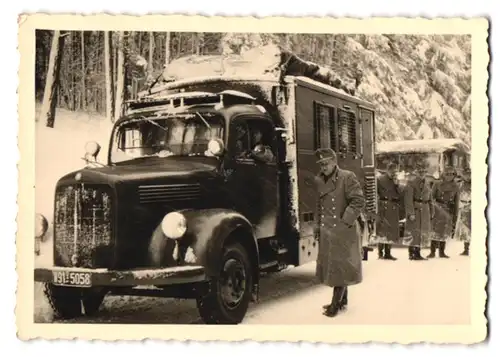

{"left": 311, "top": 147, "right": 472, "bottom": 319}
{"left": 374, "top": 161, "right": 472, "bottom": 261}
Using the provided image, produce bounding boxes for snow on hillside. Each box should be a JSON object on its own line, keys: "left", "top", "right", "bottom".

{"left": 314, "top": 35, "right": 471, "bottom": 146}
{"left": 162, "top": 34, "right": 471, "bottom": 147}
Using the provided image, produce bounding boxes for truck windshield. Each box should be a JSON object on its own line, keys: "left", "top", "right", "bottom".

{"left": 399, "top": 152, "right": 440, "bottom": 176}
{"left": 376, "top": 152, "right": 440, "bottom": 176}
{"left": 110, "top": 112, "right": 225, "bottom": 164}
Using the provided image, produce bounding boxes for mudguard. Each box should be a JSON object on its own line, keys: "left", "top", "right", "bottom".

{"left": 148, "top": 208, "right": 260, "bottom": 295}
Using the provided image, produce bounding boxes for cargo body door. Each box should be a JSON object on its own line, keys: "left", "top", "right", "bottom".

{"left": 359, "top": 107, "right": 378, "bottom": 225}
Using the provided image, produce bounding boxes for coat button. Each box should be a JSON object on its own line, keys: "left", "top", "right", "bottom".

{"left": 333, "top": 215, "right": 337, "bottom": 218}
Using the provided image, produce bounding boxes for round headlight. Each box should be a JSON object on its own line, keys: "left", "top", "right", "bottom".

{"left": 35, "top": 213, "right": 49, "bottom": 239}
{"left": 207, "top": 138, "right": 224, "bottom": 156}
{"left": 85, "top": 141, "right": 101, "bottom": 157}
{"left": 161, "top": 212, "right": 187, "bottom": 239}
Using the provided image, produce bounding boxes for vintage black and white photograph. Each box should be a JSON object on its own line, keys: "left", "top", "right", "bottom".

{"left": 16, "top": 15, "right": 488, "bottom": 342}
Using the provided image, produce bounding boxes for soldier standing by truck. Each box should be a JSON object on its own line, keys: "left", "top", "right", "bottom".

{"left": 375, "top": 163, "right": 402, "bottom": 260}
{"left": 313, "top": 148, "right": 366, "bottom": 318}
{"left": 404, "top": 162, "right": 434, "bottom": 261}
{"left": 428, "top": 166, "right": 461, "bottom": 258}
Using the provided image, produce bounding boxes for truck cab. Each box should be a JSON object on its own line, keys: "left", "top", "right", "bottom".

{"left": 34, "top": 75, "right": 377, "bottom": 324}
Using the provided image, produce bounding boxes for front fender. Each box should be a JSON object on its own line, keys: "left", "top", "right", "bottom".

{"left": 148, "top": 209, "right": 258, "bottom": 278}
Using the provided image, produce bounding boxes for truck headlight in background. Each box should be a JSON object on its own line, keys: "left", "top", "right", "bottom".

{"left": 161, "top": 212, "right": 187, "bottom": 239}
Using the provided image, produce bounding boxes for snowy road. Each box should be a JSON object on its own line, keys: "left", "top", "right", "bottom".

{"left": 34, "top": 240, "right": 470, "bottom": 325}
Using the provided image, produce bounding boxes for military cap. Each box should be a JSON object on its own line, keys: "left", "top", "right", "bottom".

{"left": 315, "top": 148, "right": 337, "bottom": 163}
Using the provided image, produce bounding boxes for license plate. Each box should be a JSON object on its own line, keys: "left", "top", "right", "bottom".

{"left": 52, "top": 270, "right": 92, "bottom": 287}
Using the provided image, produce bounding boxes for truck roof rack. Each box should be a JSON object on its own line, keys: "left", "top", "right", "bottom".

{"left": 124, "top": 89, "right": 257, "bottom": 115}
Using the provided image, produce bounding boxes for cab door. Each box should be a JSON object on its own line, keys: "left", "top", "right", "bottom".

{"left": 225, "top": 116, "right": 279, "bottom": 239}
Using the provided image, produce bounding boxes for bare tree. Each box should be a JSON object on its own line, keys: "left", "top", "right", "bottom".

{"left": 114, "top": 31, "right": 126, "bottom": 122}
{"left": 81, "top": 31, "right": 86, "bottom": 110}
{"left": 104, "top": 31, "right": 114, "bottom": 121}
{"left": 149, "top": 32, "right": 154, "bottom": 72}
{"left": 41, "top": 30, "right": 66, "bottom": 128}
{"left": 165, "top": 32, "right": 171, "bottom": 67}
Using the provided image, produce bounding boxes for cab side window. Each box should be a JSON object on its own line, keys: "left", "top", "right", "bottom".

{"left": 231, "top": 121, "right": 251, "bottom": 159}
{"left": 247, "top": 119, "right": 276, "bottom": 163}
{"left": 230, "top": 117, "right": 275, "bottom": 164}
{"left": 247, "top": 120, "right": 274, "bottom": 152}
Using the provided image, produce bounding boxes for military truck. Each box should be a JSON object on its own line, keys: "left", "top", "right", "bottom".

{"left": 374, "top": 138, "right": 470, "bottom": 242}
{"left": 375, "top": 138, "right": 470, "bottom": 187}
{"left": 34, "top": 74, "right": 378, "bottom": 324}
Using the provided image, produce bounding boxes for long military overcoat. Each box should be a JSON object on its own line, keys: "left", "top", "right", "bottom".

{"left": 431, "top": 180, "right": 461, "bottom": 241}
{"left": 376, "top": 173, "right": 403, "bottom": 244}
{"left": 403, "top": 176, "right": 434, "bottom": 248}
{"left": 458, "top": 180, "right": 471, "bottom": 242}
{"left": 314, "top": 167, "right": 365, "bottom": 287}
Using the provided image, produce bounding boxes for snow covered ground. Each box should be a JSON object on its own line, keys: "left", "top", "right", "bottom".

{"left": 33, "top": 106, "right": 470, "bottom": 325}
{"left": 34, "top": 240, "right": 470, "bottom": 325}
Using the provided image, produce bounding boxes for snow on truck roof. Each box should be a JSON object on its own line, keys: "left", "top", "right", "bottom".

{"left": 139, "top": 75, "right": 373, "bottom": 108}
{"left": 138, "top": 48, "right": 373, "bottom": 108}
{"left": 376, "top": 138, "right": 470, "bottom": 155}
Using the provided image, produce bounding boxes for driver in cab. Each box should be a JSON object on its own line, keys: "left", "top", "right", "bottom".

{"left": 235, "top": 124, "right": 274, "bottom": 163}
{"left": 250, "top": 129, "right": 274, "bottom": 163}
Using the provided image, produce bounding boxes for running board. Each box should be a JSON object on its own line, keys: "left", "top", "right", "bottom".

{"left": 259, "top": 261, "right": 278, "bottom": 270}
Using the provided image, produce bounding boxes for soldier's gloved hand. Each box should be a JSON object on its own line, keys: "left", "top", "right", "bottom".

{"left": 408, "top": 214, "right": 416, "bottom": 221}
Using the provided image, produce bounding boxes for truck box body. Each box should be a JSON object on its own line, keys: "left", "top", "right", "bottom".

{"left": 134, "top": 74, "right": 378, "bottom": 266}
{"left": 278, "top": 76, "right": 377, "bottom": 265}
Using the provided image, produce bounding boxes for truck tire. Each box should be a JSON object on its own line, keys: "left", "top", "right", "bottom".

{"left": 81, "top": 288, "right": 107, "bottom": 316}
{"left": 196, "top": 242, "right": 253, "bottom": 324}
{"left": 44, "top": 284, "right": 83, "bottom": 319}
{"left": 44, "top": 284, "right": 106, "bottom": 319}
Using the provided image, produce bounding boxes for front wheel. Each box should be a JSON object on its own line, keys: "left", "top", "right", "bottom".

{"left": 196, "top": 242, "right": 253, "bottom": 324}
{"left": 44, "top": 284, "right": 106, "bottom": 320}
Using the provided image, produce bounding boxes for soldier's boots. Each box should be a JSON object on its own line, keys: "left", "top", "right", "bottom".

{"left": 379, "top": 244, "right": 397, "bottom": 260}
{"left": 427, "top": 240, "right": 437, "bottom": 258}
{"left": 438, "top": 241, "right": 450, "bottom": 258}
{"left": 411, "top": 247, "right": 427, "bottom": 260}
{"left": 383, "top": 244, "right": 397, "bottom": 260}
{"left": 323, "top": 286, "right": 347, "bottom": 317}
{"left": 378, "top": 244, "right": 384, "bottom": 259}
{"left": 460, "top": 242, "right": 470, "bottom": 256}
{"left": 323, "top": 290, "right": 348, "bottom": 311}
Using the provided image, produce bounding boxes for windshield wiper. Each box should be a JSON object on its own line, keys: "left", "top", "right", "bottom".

{"left": 142, "top": 117, "right": 167, "bottom": 132}
{"left": 196, "top": 112, "right": 212, "bottom": 130}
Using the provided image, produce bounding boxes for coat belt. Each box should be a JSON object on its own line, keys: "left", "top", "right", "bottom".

{"left": 379, "top": 198, "right": 400, "bottom": 202}
{"left": 435, "top": 199, "right": 453, "bottom": 205}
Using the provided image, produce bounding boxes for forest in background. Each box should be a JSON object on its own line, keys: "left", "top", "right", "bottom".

{"left": 35, "top": 31, "right": 471, "bottom": 146}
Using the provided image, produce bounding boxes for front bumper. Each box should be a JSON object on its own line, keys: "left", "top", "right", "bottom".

{"left": 34, "top": 265, "right": 207, "bottom": 288}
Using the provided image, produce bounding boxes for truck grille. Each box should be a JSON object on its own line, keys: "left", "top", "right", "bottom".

{"left": 53, "top": 184, "right": 113, "bottom": 268}
{"left": 364, "top": 172, "right": 377, "bottom": 214}
{"left": 138, "top": 183, "right": 201, "bottom": 204}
